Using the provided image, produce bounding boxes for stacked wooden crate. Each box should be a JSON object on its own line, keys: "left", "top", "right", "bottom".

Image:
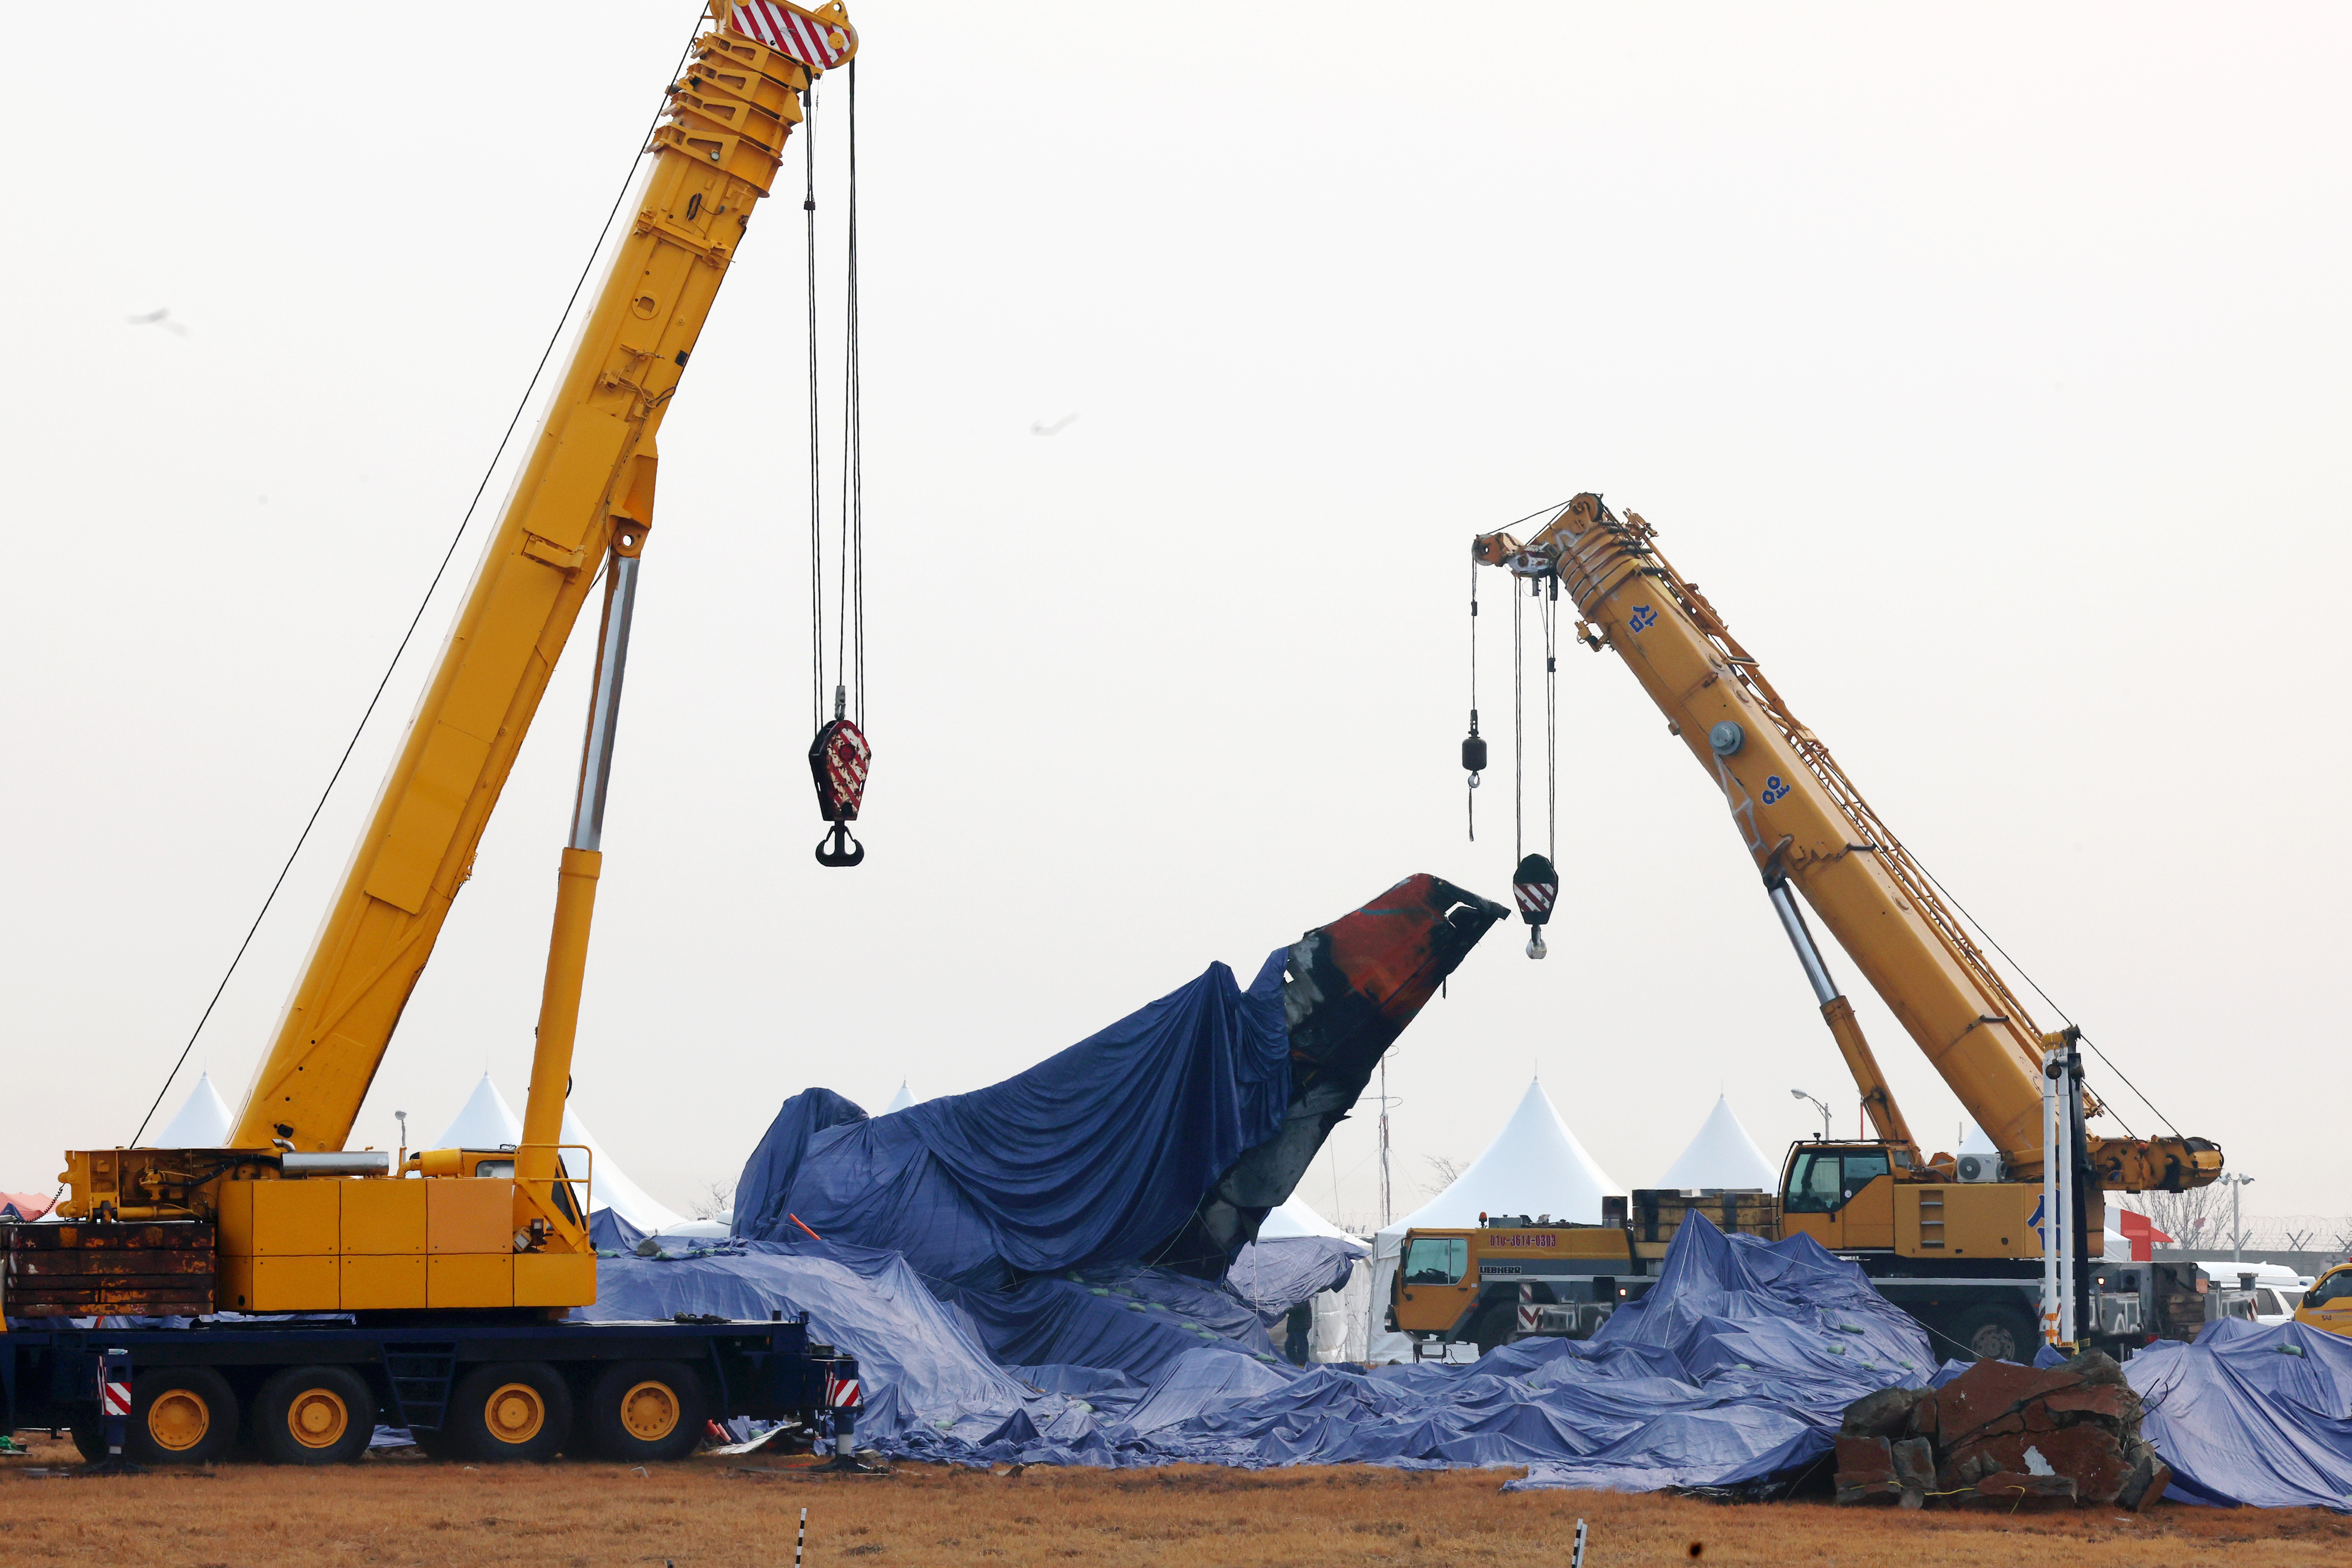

{"left": 2, "top": 1221, "right": 215, "bottom": 1317}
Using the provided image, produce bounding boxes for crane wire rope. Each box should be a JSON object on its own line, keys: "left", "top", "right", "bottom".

{"left": 836, "top": 59, "right": 864, "bottom": 726}
{"left": 1909, "top": 860, "right": 2178, "bottom": 1144}
{"left": 1512, "top": 577, "right": 1525, "bottom": 861}
{"left": 804, "top": 86, "right": 826, "bottom": 731}
{"left": 1466, "top": 560, "right": 1478, "bottom": 840}
{"left": 122, "top": 15, "right": 710, "bottom": 1152}
{"left": 1542, "top": 579, "right": 1558, "bottom": 860}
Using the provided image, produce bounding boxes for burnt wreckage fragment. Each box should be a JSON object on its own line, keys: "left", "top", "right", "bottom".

{"left": 1148, "top": 875, "right": 1508, "bottom": 1277}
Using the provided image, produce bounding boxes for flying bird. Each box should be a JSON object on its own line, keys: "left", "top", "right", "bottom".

{"left": 127, "top": 307, "right": 191, "bottom": 338}
{"left": 1030, "top": 413, "right": 1078, "bottom": 436}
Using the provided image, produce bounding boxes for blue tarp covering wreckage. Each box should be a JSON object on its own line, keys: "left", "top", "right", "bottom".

{"left": 572, "top": 874, "right": 2352, "bottom": 1496}
{"left": 2122, "top": 1319, "right": 2352, "bottom": 1510}
{"left": 577, "top": 873, "right": 1961, "bottom": 1483}
{"left": 587, "top": 1214, "right": 1936, "bottom": 1484}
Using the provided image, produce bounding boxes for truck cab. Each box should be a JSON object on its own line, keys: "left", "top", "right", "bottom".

{"left": 2293, "top": 1263, "right": 2352, "bottom": 1337}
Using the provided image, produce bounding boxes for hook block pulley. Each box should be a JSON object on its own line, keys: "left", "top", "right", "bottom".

{"left": 1512, "top": 852, "right": 1558, "bottom": 960}
{"left": 810, "top": 714, "right": 871, "bottom": 868}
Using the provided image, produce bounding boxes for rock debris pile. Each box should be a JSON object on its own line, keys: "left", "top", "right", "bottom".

{"left": 1834, "top": 1350, "right": 2171, "bottom": 1512}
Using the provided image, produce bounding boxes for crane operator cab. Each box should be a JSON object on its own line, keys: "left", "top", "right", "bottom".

{"left": 1780, "top": 1144, "right": 1897, "bottom": 1251}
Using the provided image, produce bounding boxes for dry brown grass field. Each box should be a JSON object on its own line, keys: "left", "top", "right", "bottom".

{"left": 4, "top": 1433, "right": 2347, "bottom": 1567}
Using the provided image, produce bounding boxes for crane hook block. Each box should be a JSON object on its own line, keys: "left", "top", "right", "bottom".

{"left": 1512, "top": 852, "right": 1558, "bottom": 960}
{"left": 809, "top": 717, "right": 872, "bottom": 868}
{"left": 1461, "top": 723, "right": 1487, "bottom": 787}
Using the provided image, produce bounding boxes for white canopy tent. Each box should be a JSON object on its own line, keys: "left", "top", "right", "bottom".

{"left": 430, "top": 1072, "right": 687, "bottom": 1235}
{"left": 1256, "top": 1195, "right": 1372, "bottom": 1360}
{"left": 152, "top": 1071, "right": 236, "bottom": 1147}
{"left": 1654, "top": 1094, "right": 1778, "bottom": 1191}
{"left": 1258, "top": 1195, "right": 1357, "bottom": 1242}
{"left": 883, "top": 1081, "right": 918, "bottom": 1114}
{"left": 1362, "top": 1078, "right": 1621, "bottom": 1362}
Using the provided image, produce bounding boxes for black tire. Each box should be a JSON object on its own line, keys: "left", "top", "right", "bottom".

{"left": 410, "top": 1424, "right": 464, "bottom": 1460}
{"left": 68, "top": 1415, "right": 108, "bottom": 1463}
{"left": 446, "top": 1363, "right": 572, "bottom": 1463}
{"left": 128, "top": 1367, "right": 239, "bottom": 1465}
{"left": 255, "top": 1365, "right": 376, "bottom": 1465}
{"left": 1950, "top": 1305, "right": 2038, "bottom": 1363}
{"left": 582, "top": 1360, "right": 711, "bottom": 1463}
{"left": 1468, "top": 1303, "right": 1516, "bottom": 1357}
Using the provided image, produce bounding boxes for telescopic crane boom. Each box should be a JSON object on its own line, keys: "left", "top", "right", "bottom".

{"left": 1472, "top": 494, "right": 2220, "bottom": 1198}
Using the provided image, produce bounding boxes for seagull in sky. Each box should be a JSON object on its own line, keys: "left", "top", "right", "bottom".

{"left": 128, "top": 307, "right": 191, "bottom": 338}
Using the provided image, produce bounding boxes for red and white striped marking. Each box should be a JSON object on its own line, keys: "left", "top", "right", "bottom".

{"left": 1515, "top": 1304, "right": 1540, "bottom": 1335}
{"left": 1513, "top": 880, "right": 1555, "bottom": 918}
{"left": 729, "top": 2, "right": 856, "bottom": 69}
{"left": 815, "top": 719, "right": 871, "bottom": 820}
{"left": 825, "top": 1372, "right": 861, "bottom": 1409}
{"left": 101, "top": 1378, "right": 132, "bottom": 1418}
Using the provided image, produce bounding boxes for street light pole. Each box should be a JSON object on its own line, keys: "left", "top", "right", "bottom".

{"left": 2221, "top": 1172, "right": 2256, "bottom": 1264}
{"left": 1790, "top": 1088, "right": 1830, "bottom": 1142}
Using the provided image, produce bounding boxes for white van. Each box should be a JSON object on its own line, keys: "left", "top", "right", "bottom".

{"left": 2193, "top": 1261, "right": 2310, "bottom": 1326}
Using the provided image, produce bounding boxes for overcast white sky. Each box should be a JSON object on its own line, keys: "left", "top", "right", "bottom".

{"left": 4, "top": 4, "right": 2345, "bottom": 1233}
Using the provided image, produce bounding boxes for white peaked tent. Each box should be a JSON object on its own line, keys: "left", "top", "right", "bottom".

{"left": 1364, "top": 1078, "right": 1621, "bottom": 1362}
{"left": 561, "top": 1105, "right": 687, "bottom": 1235}
{"left": 883, "top": 1081, "right": 917, "bottom": 1114}
{"left": 434, "top": 1072, "right": 522, "bottom": 1149}
{"left": 1655, "top": 1095, "right": 1778, "bottom": 1191}
{"left": 1258, "top": 1195, "right": 1357, "bottom": 1242}
{"left": 153, "top": 1072, "right": 236, "bottom": 1146}
{"left": 429, "top": 1073, "right": 685, "bottom": 1234}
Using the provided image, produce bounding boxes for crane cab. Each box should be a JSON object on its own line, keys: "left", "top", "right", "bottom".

{"left": 1779, "top": 1143, "right": 1897, "bottom": 1251}
{"left": 1778, "top": 1141, "right": 2062, "bottom": 1259}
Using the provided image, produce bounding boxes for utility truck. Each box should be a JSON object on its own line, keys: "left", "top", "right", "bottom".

{"left": 3, "top": 2, "right": 867, "bottom": 1466}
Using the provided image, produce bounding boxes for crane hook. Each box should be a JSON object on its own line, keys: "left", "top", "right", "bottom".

{"left": 1512, "top": 852, "right": 1558, "bottom": 960}
{"left": 808, "top": 708, "right": 871, "bottom": 868}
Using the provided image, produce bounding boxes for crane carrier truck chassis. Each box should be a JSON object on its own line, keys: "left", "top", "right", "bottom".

{"left": 0, "top": 1302, "right": 859, "bottom": 1467}
{"left": 1391, "top": 1195, "right": 2153, "bottom": 1365}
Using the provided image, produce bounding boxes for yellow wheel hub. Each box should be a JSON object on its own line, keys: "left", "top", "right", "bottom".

{"left": 146, "top": 1389, "right": 211, "bottom": 1452}
{"left": 485, "top": 1382, "right": 546, "bottom": 1445}
{"left": 286, "top": 1388, "right": 350, "bottom": 1449}
{"left": 619, "top": 1380, "right": 680, "bottom": 1442}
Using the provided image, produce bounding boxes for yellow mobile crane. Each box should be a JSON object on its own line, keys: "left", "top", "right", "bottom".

{"left": 5, "top": 3, "right": 869, "bottom": 1467}
{"left": 1468, "top": 494, "right": 2221, "bottom": 1360}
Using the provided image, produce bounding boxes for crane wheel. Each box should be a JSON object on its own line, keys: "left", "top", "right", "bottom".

{"left": 127, "top": 1368, "right": 240, "bottom": 1465}
{"left": 582, "top": 1360, "right": 709, "bottom": 1463}
{"left": 255, "top": 1365, "right": 376, "bottom": 1465}
{"left": 446, "top": 1362, "right": 572, "bottom": 1463}
{"left": 1950, "top": 1305, "right": 2039, "bottom": 1364}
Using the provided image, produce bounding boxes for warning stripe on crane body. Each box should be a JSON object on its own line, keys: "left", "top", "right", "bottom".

{"left": 101, "top": 1378, "right": 132, "bottom": 1417}
{"left": 729, "top": 2, "right": 856, "bottom": 69}
{"left": 826, "top": 1373, "right": 861, "bottom": 1409}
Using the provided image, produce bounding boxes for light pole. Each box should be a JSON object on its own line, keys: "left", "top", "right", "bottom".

{"left": 2220, "top": 1172, "right": 2255, "bottom": 1263}
{"left": 1790, "top": 1088, "right": 1830, "bottom": 1142}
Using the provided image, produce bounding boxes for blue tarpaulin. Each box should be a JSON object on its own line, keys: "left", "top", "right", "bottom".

{"left": 590, "top": 1214, "right": 1932, "bottom": 1486}
{"left": 1226, "top": 1236, "right": 1365, "bottom": 1329}
{"left": 2125, "top": 1318, "right": 2352, "bottom": 1510}
{"left": 733, "top": 954, "right": 1291, "bottom": 1289}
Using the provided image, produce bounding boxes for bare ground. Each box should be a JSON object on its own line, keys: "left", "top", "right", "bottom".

{"left": 4, "top": 1433, "right": 2348, "bottom": 1567}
